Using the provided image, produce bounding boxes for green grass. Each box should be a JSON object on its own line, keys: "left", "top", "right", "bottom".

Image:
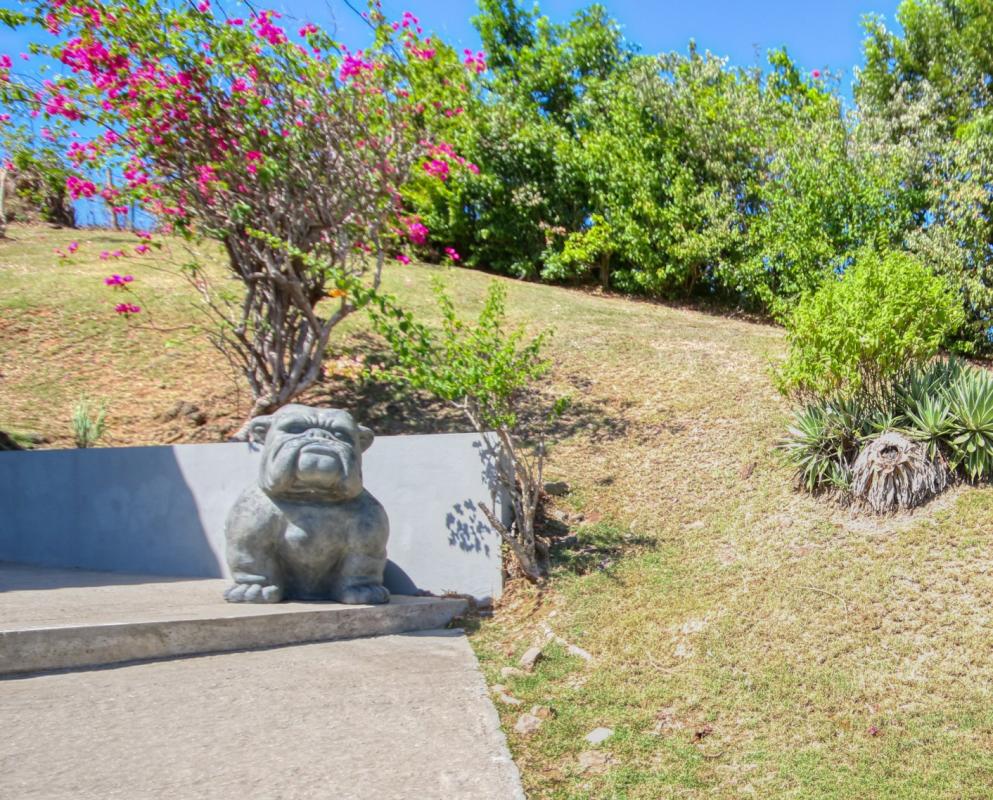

{"left": 4, "top": 222, "right": 993, "bottom": 797}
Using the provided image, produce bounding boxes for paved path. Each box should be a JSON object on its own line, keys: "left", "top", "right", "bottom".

{"left": 1, "top": 631, "right": 524, "bottom": 800}
{"left": 0, "top": 564, "right": 524, "bottom": 799}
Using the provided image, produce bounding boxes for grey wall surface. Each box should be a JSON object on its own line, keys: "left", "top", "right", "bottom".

{"left": 0, "top": 433, "right": 504, "bottom": 601}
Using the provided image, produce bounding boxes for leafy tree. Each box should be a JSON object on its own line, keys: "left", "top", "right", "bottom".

{"left": 410, "top": 0, "right": 631, "bottom": 277}
{"left": 859, "top": 0, "right": 993, "bottom": 348}
{"left": 1, "top": 125, "right": 77, "bottom": 227}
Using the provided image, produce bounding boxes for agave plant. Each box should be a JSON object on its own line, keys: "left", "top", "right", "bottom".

{"left": 945, "top": 367, "right": 993, "bottom": 481}
{"left": 901, "top": 391, "right": 954, "bottom": 459}
{"left": 781, "top": 396, "right": 869, "bottom": 493}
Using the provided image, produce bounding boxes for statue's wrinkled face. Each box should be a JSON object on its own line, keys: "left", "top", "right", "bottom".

{"left": 251, "top": 405, "right": 374, "bottom": 502}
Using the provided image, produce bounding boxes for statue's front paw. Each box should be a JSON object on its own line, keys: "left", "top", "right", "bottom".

{"left": 224, "top": 582, "right": 284, "bottom": 603}
{"left": 337, "top": 583, "right": 390, "bottom": 605}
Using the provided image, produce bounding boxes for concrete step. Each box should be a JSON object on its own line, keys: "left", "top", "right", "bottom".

{"left": 0, "top": 563, "right": 468, "bottom": 676}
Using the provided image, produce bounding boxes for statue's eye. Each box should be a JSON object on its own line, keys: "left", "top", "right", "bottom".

{"left": 283, "top": 421, "right": 309, "bottom": 434}
{"left": 332, "top": 428, "right": 352, "bottom": 443}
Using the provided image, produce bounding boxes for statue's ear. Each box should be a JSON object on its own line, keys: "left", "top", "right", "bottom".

{"left": 357, "top": 425, "right": 374, "bottom": 453}
{"left": 248, "top": 415, "right": 274, "bottom": 444}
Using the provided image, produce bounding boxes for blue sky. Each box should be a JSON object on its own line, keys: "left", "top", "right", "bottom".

{"left": 285, "top": 0, "right": 904, "bottom": 92}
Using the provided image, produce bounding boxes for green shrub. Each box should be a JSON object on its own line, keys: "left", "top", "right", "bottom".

{"left": 72, "top": 397, "right": 107, "bottom": 449}
{"left": 944, "top": 367, "right": 993, "bottom": 482}
{"left": 372, "top": 278, "right": 567, "bottom": 581}
{"left": 777, "top": 249, "right": 964, "bottom": 400}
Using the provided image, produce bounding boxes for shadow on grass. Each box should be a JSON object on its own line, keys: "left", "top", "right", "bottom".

{"left": 305, "top": 333, "right": 631, "bottom": 444}
{"left": 545, "top": 520, "right": 656, "bottom": 578}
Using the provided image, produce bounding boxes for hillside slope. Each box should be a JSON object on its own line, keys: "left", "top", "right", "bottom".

{"left": 3, "top": 224, "right": 992, "bottom": 798}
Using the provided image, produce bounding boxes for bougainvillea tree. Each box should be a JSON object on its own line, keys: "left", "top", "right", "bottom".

{"left": 1, "top": 1, "right": 479, "bottom": 416}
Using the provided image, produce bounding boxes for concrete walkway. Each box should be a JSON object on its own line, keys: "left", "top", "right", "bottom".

{"left": 0, "top": 565, "right": 525, "bottom": 799}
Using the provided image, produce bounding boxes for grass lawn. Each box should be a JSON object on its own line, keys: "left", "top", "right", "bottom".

{"left": 3, "top": 223, "right": 993, "bottom": 798}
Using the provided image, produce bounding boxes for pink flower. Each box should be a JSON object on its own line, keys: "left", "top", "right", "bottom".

{"left": 99, "top": 251, "right": 111, "bottom": 260}
{"left": 463, "top": 51, "right": 487, "bottom": 74}
{"left": 812, "top": 69, "right": 822, "bottom": 79}
{"left": 114, "top": 302, "right": 141, "bottom": 316}
{"left": 405, "top": 219, "right": 428, "bottom": 246}
{"left": 105, "top": 274, "right": 134, "bottom": 286}
{"left": 135, "top": 244, "right": 150, "bottom": 255}
{"left": 66, "top": 176, "right": 97, "bottom": 199}
{"left": 444, "top": 247, "right": 460, "bottom": 262}
{"left": 339, "top": 51, "right": 375, "bottom": 81}
{"left": 197, "top": 0, "right": 210, "bottom": 11}
{"left": 68, "top": 241, "right": 79, "bottom": 253}
{"left": 396, "top": 253, "right": 411, "bottom": 265}
{"left": 422, "top": 159, "right": 449, "bottom": 180}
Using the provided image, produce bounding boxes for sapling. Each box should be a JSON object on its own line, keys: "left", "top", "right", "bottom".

{"left": 372, "top": 278, "right": 567, "bottom": 581}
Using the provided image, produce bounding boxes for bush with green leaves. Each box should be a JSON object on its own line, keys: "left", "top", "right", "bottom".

{"left": 777, "top": 249, "right": 964, "bottom": 401}
{"left": 372, "top": 278, "right": 567, "bottom": 581}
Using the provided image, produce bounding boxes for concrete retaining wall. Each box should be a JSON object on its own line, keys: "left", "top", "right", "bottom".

{"left": 0, "top": 433, "right": 505, "bottom": 601}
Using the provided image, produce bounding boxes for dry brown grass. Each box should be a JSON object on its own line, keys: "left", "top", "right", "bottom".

{"left": 3, "top": 223, "right": 993, "bottom": 797}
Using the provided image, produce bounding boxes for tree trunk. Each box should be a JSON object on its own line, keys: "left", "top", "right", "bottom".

{"left": 0, "top": 168, "right": 7, "bottom": 239}
{"left": 598, "top": 251, "right": 610, "bottom": 290}
{"left": 46, "top": 189, "right": 76, "bottom": 228}
{"left": 106, "top": 168, "right": 120, "bottom": 231}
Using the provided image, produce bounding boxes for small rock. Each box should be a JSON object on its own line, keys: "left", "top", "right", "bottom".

{"left": 490, "top": 685, "right": 523, "bottom": 706}
{"left": 531, "top": 704, "right": 554, "bottom": 720}
{"left": 566, "top": 643, "right": 595, "bottom": 662}
{"left": 188, "top": 411, "right": 208, "bottom": 426}
{"left": 544, "top": 480, "right": 570, "bottom": 497}
{"left": 500, "top": 666, "right": 526, "bottom": 679}
{"left": 514, "top": 712, "right": 543, "bottom": 736}
{"left": 519, "top": 646, "right": 544, "bottom": 672}
{"left": 685, "top": 520, "right": 705, "bottom": 531}
{"left": 576, "top": 750, "right": 615, "bottom": 775}
{"left": 739, "top": 461, "right": 756, "bottom": 480}
{"left": 585, "top": 727, "right": 614, "bottom": 745}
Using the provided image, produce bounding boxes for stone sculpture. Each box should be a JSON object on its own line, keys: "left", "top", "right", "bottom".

{"left": 224, "top": 405, "right": 390, "bottom": 604}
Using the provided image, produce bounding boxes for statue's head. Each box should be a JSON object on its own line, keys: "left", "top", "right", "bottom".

{"left": 249, "top": 405, "right": 374, "bottom": 502}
